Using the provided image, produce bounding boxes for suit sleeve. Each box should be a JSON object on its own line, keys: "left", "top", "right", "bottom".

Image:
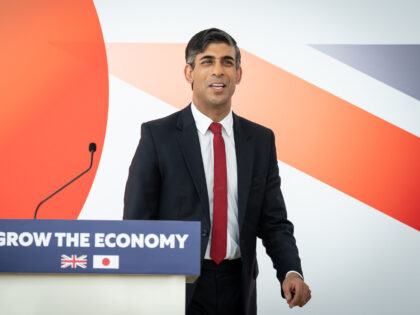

{"left": 123, "top": 123, "right": 161, "bottom": 220}
{"left": 257, "top": 130, "right": 303, "bottom": 286}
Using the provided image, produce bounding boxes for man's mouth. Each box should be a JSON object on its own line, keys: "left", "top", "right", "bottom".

{"left": 209, "top": 83, "right": 226, "bottom": 92}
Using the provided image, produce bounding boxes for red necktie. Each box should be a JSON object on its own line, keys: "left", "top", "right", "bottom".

{"left": 209, "top": 122, "right": 227, "bottom": 264}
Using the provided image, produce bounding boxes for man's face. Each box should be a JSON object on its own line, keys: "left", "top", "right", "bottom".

{"left": 185, "top": 42, "right": 242, "bottom": 110}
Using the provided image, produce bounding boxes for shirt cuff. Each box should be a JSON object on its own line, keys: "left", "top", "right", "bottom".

{"left": 285, "top": 270, "right": 304, "bottom": 280}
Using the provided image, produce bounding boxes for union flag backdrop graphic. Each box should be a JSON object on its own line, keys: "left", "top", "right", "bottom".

{"left": 0, "top": 1, "right": 418, "bottom": 314}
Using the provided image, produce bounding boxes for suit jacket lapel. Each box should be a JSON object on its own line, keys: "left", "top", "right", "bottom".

{"left": 176, "top": 105, "right": 211, "bottom": 228}
{"left": 175, "top": 106, "right": 253, "bottom": 233}
{"left": 233, "top": 113, "right": 254, "bottom": 232}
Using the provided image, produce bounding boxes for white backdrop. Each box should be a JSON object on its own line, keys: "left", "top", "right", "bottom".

{"left": 81, "top": 1, "right": 420, "bottom": 314}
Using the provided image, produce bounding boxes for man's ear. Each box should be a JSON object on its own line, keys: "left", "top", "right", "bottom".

{"left": 236, "top": 66, "right": 243, "bottom": 84}
{"left": 184, "top": 64, "right": 193, "bottom": 84}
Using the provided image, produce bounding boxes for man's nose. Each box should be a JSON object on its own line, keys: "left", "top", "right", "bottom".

{"left": 212, "top": 61, "right": 224, "bottom": 77}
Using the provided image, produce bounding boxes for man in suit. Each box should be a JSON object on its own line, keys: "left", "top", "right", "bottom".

{"left": 124, "top": 28, "right": 311, "bottom": 314}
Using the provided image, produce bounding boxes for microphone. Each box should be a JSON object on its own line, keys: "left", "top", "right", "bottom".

{"left": 89, "top": 142, "right": 96, "bottom": 153}
{"left": 34, "top": 142, "right": 97, "bottom": 219}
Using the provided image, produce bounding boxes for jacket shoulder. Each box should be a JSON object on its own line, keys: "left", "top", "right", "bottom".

{"left": 143, "top": 109, "right": 182, "bottom": 130}
{"left": 235, "top": 114, "right": 274, "bottom": 138}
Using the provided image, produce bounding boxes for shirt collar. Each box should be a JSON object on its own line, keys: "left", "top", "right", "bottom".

{"left": 191, "top": 102, "right": 233, "bottom": 136}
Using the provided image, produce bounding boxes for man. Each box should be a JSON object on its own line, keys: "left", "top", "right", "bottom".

{"left": 124, "top": 28, "right": 311, "bottom": 314}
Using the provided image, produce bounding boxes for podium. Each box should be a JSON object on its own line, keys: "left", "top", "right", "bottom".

{"left": 0, "top": 219, "right": 200, "bottom": 315}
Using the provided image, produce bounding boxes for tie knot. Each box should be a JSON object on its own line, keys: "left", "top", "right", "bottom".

{"left": 209, "top": 122, "right": 223, "bottom": 135}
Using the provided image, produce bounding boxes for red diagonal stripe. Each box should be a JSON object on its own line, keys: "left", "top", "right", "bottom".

{"left": 106, "top": 43, "right": 420, "bottom": 230}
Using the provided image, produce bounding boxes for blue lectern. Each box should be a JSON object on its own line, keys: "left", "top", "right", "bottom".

{"left": 0, "top": 219, "right": 200, "bottom": 315}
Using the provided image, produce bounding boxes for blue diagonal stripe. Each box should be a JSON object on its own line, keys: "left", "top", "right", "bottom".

{"left": 311, "top": 44, "right": 420, "bottom": 101}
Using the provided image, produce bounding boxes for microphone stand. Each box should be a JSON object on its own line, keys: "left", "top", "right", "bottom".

{"left": 34, "top": 143, "right": 96, "bottom": 219}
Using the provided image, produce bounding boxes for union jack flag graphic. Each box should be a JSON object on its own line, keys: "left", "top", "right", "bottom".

{"left": 60, "top": 254, "right": 87, "bottom": 269}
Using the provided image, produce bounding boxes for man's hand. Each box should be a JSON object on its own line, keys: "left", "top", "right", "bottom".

{"left": 282, "top": 273, "right": 311, "bottom": 308}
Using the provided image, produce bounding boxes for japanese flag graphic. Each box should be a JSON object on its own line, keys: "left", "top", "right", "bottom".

{"left": 93, "top": 255, "right": 119, "bottom": 269}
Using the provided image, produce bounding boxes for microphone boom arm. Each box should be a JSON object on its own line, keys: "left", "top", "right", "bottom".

{"left": 34, "top": 146, "right": 95, "bottom": 219}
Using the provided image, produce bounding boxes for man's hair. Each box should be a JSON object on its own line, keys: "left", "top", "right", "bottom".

{"left": 185, "top": 28, "right": 241, "bottom": 69}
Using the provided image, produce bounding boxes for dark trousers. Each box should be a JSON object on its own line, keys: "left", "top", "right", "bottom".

{"left": 187, "top": 259, "right": 243, "bottom": 315}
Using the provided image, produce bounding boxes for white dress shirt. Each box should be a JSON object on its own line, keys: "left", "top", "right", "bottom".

{"left": 191, "top": 102, "right": 241, "bottom": 260}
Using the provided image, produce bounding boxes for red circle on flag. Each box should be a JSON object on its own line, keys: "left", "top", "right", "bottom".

{"left": 102, "top": 258, "right": 110, "bottom": 266}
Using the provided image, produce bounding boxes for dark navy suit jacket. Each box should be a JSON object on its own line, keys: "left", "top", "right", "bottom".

{"left": 124, "top": 105, "right": 302, "bottom": 315}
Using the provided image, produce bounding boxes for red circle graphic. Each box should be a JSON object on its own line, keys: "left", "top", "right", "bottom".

{"left": 0, "top": 2, "right": 108, "bottom": 219}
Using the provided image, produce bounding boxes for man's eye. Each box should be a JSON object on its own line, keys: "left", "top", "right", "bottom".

{"left": 224, "top": 60, "right": 234, "bottom": 66}
{"left": 202, "top": 60, "right": 212, "bottom": 64}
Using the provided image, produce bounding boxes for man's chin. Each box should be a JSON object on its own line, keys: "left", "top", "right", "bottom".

{"left": 194, "top": 94, "right": 231, "bottom": 110}
{"left": 207, "top": 95, "right": 231, "bottom": 107}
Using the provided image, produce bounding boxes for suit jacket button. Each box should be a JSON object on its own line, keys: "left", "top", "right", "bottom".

{"left": 201, "top": 231, "right": 208, "bottom": 237}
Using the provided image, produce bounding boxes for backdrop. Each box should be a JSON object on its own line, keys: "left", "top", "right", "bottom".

{"left": 1, "top": 1, "right": 419, "bottom": 314}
